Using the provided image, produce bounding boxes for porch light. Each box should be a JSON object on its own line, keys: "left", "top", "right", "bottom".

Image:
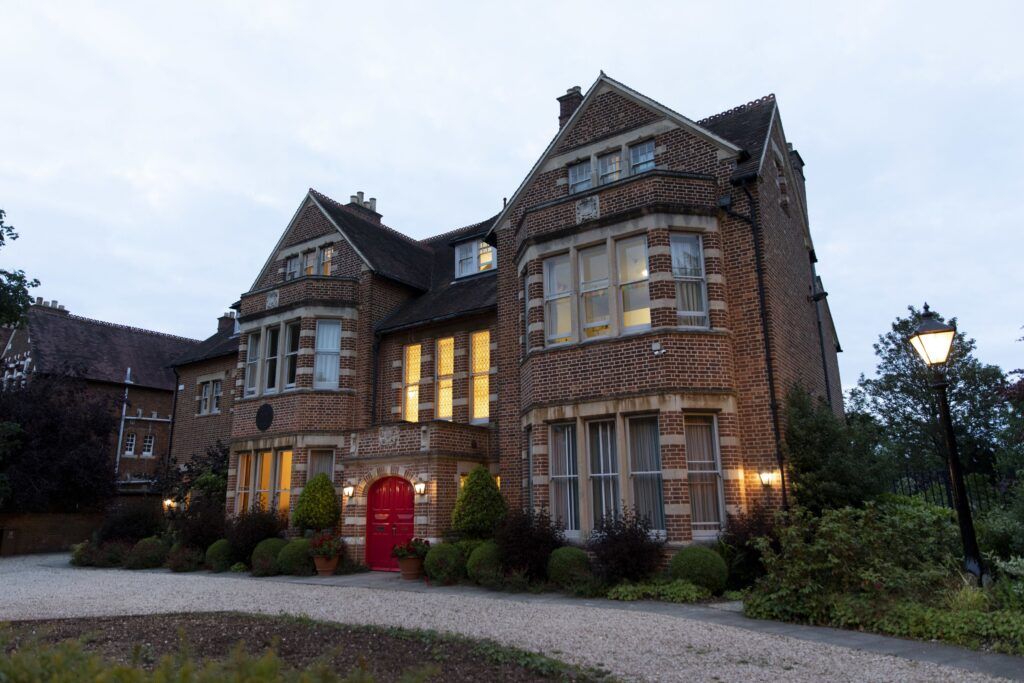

{"left": 908, "top": 304, "right": 955, "bottom": 367}
{"left": 342, "top": 484, "right": 355, "bottom": 499}
{"left": 758, "top": 471, "right": 775, "bottom": 487}
{"left": 162, "top": 498, "right": 177, "bottom": 511}
{"left": 413, "top": 480, "right": 427, "bottom": 495}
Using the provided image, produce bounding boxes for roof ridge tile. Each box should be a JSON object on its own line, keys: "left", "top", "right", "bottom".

{"left": 698, "top": 94, "right": 776, "bottom": 124}
{"left": 309, "top": 188, "right": 430, "bottom": 252}
{"left": 37, "top": 309, "right": 201, "bottom": 344}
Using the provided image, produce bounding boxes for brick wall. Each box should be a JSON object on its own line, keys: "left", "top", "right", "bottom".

{"left": 169, "top": 355, "right": 237, "bottom": 468}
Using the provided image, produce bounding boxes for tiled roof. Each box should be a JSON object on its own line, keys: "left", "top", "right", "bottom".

{"left": 24, "top": 307, "right": 199, "bottom": 390}
{"left": 376, "top": 216, "right": 499, "bottom": 333}
{"left": 699, "top": 95, "right": 777, "bottom": 181}
{"left": 309, "top": 189, "right": 433, "bottom": 291}
{"left": 171, "top": 326, "right": 239, "bottom": 367}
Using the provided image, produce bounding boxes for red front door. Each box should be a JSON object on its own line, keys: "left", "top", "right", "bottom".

{"left": 366, "top": 477, "right": 415, "bottom": 571}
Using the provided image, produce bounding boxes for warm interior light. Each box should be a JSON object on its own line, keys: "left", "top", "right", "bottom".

{"left": 342, "top": 485, "right": 355, "bottom": 498}
{"left": 908, "top": 305, "right": 955, "bottom": 367}
{"left": 758, "top": 471, "right": 774, "bottom": 487}
{"left": 414, "top": 481, "right": 427, "bottom": 495}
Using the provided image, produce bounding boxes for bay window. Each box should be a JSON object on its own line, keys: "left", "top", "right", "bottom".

{"left": 550, "top": 424, "right": 580, "bottom": 534}
{"left": 629, "top": 416, "right": 664, "bottom": 530}
{"left": 616, "top": 236, "right": 651, "bottom": 331}
{"left": 578, "top": 244, "right": 610, "bottom": 338}
{"left": 588, "top": 421, "right": 619, "bottom": 524}
{"left": 244, "top": 333, "right": 260, "bottom": 396}
{"left": 318, "top": 245, "right": 333, "bottom": 275}
{"left": 470, "top": 331, "right": 490, "bottom": 422}
{"left": 236, "top": 450, "right": 292, "bottom": 515}
{"left": 543, "top": 254, "right": 573, "bottom": 344}
{"left": 264, "top": 327, "right": 280, "bottom": 393}
{"left": 403, "top": 343, "right": 421, "bottom": 422}
{"left": 284, "top": 322, "right": 300, "bottom": 389}
{"left": 685, "top": 415, "right": 724, "bottom": 536}
{"left": 303, "top": 251, "right": 316, "bottom": 276}
{"left": 629, "top": 139, "right": 655, "bottom": 174}
{"left": 436, "top": 337, "right": 454, "bottom": 420}
{"left": 671, "top": 233, "right": 709, "bottom": 327}
{"left": 313, "top": 321, "right": 340, "bottom": 390}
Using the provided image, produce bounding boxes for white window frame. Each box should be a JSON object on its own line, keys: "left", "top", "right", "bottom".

{"left": 211, "top": 379, "right": 222, "bottom": 413}
{"left": 568, "top": 159, "right": 593, "bottom": 194}
{"left": 671, "top": 233, "right": 710, "bottom": 328}
{"left": 685, "top": 414, "right": 726, "bottom": 538}
{"left": 244, "top": 333, "right": 260, "bottom": 397}
{"left": 543, "top": 254, "right": 574, "bottom": 346}
{"left": 123, "top": 432, "right": 136, "bottom": 456}
{"left": 285, "top": 256, "right": 300, "bottom": 281}
{"left": 142, "top": 434, "right": 155, "bottom": 457}
{"left": 199, "top": 381, "right": 211, "bottom": 414}
{"left": 598, "top": 150, "right": 622, "bottom": 185}
{"left": 313, "top": 320, "right": 341, "bottom": 390}
{"left": 616, "top": 235, "right": 651, "bottom": 333}
{"left": 469, "top": 331, "right": 490, "bottom": 423}
{"left": 629, "top": 139, "right": 655, "bottom": 174}
{"left": 303, "top": 251, "right": 317, "bottom": 276}
{"left": 263, "top": 326, "right": 280, "bottom": 394}
{"left": 587, "top": 420, "right": 620, "bottom": 525}
{"left": 578, "top": 243, "right": 610, "bottom": 339}
{"left": 549, "top": 423, "right": 580, "bottom": 538}
{"left": 284, "top": 322, "right": 300, "bottom": 390}
{"left": 454, "top": 240, "right": 496, "bottom": 278}
{"left": 435, "top": 337, "right": 454, "bottom": 421}
{"left": 403, "top": 343, "right": 422, "bottom": 423}
{"left": 318, "top": 245, "right": 334, "bottom": 276}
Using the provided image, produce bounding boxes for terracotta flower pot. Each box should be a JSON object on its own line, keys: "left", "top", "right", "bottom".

{"left": 313, "top": 555, "right": 339, "bottom": 576}
{"left": 398, "top": 556, "right": 424, "bottom": 580}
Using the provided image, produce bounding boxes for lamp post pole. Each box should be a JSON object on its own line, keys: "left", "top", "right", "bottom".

{"left": 930, "top": 370, "right": 984, "bottom": 580}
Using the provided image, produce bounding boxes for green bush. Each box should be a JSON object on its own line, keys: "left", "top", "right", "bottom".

{"left": 224, "top": 507, "right": 286, "bottom": 565}
{"left": 745, "top": 497, "right": 959, "bottom": 624}
{"left": 450, "top": 467, "right": 507, "bottom": 539}
{"left": 251, "top": 537, "right": 289, "bottom": 577}
{"left": 466, "top": 540, "right": 501, "bottom": 587}
{"left": 70, "top": 540, "right": 98, "bottom": 567}
{"left": 977, "top": 507, "right": 1024, "bottom": 560}
{"left": 669, "top": 546, "right": 728, "bottom": 595}
{"left": 124, "top": 537, "right": 169, "bottom": 570}
{"left": 229, "top": 562, "right": 248, "bottom": 573}
{"left": 494, "top": 510, "right": 564, "bottom": 581}
{"left": 607, "top": 580, "right": 710, "bottom": 603}
{"left": 547, "top": 547, "right": 591, "bottom": 588}
{"left": 97, "top": 502, "right": 165, "bottom": 544}
{"left": 205, "top": 539, "right": 233, "bottom": 572}
{"left": 587, "top": 508, "right": 664, "bottom": 584}
{"left": 292, "top": 473, "right": 340, "bottom": 532}
{"left": 93, "top": 541, "right": 133, "bottom": 568}
{"left": 277, "top": 539, "right": 314, "bottom": 576}
{"left": 454, "top": 539, "right": 483, "bottom": 563}
{"left": 424, "top": 543, "right": 465, "bottom": 584}
{"left": 166, "top": 544, "right": 203, "bottom": 572}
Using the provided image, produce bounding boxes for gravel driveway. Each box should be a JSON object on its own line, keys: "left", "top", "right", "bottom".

{"left": 0, "top": 554, "right": 1006, "bottom": 682}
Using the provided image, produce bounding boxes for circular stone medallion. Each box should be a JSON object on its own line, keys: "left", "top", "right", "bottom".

{"left": 255, "top": 404, "right": 273, "bottom": 432}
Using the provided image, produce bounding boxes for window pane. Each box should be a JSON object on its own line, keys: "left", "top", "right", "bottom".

{"left": 581, "top": 290, "right": 609, "bottom": 337}
{"left": 316, "top": 321, "right": 340, "bottom": 351}
{"left": 550, "top": 424, "right": 579, "bottom": 531}
{"left": 629, "top": 417, "right": 664, "bottom": 530}
{"left": 304, "top": 252, "right": 316, "bottom": 275}
{"left": 478, "top": 243, "right": 495, "bottom": 271}
{"left": 265, "top": 327, "right": 280, "bottom": 390}
{"left": 236, "top": 452, "right": 252, "bottom": 513}
{"left": 677, "top": 281, "right": 707, "bottom": 326}
{"left": 598, "top": 152, "right": 622, "bottom": 184}
{"left": 276, "top": 450, "right": 292, "bottom": 514}
{"left": 545, "top": 298, "right": 572, "bottom": 343}
{"left": 686, "top": 416, "right": 722, "bottom": 532}
{"left": 404, "top": 385, "right": 419, "bottom": 422}
{"left": 621, "top": 282, "right": 651, "bottom": 328}
{"left": 404, "top": 344, "right": 421, "bottom": 384}
{"left": 630, "top": 140, "right": 655, "bottom": 173}
{"left": 437, "top": 377, "right": 453, "bottom": 420}
{"left": 319, "top": 246, "right": 333, "bottom": 275}
{"left": 617, "top": 237, "right": 648, "bottom": 283}
{"left": 578, "top": 244, "right": 608, "bottom": 285}
{"left": 309, "top": 451, "right": 334, "bottom": 480}
{"left": 471, "top": 331, "right": 489, "bottom": 374}
{"left": 670, "top": 234, "right": 703, "bottom": 277}
{"left": 455, "top": 242, "right": 474, "bottom": 277}
{"left": 472, "top": 375, "right": 489, "bottom": 420}
{"left": 569, "top": 160, "right": 592, "bottom": 193}
{"left": 404, "top": 344, "right": 421, "bottom": 423}
{"left": 437, "top": 337, "right": 454, "bottom": 375}
{"left": 544, "top": 254, "right": 572, "bottom": 295}
{"left": 589, "top": 422, "right": 619, "bottom": 524}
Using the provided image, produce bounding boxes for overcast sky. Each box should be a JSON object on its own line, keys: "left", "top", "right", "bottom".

{"left": 2, "top": 1, "right": 1021, "bottom": 390}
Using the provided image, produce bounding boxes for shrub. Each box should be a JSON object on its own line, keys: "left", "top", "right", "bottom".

{"left": 669, "top": 546, "right": 728, "bottom": 595}
{"left": 97, "top": 502, "right": 164, "bottom": 543}
{"left": 93, "top": 541, "right": 132, "bottom": 568}
{"left": 205, "top": 539, "right": 233, "bottom": 572}
{"left": 229, "top": 561, "right": 248, "bottom": 573}
{"left": 607, "top": 580, "right": 710, "bottom": 603}
{"left": 450, "top": 467, "right": 507, "bottom": 539}
{"left": 292, "top": 473, "right": 341, "bottom": 532}
{"left": 124, "top": 536, "right": 169, "bottom": 570}
{"left": 424, "top": 543, "right": 465, "bottom": 584}
{"left": 251, "top": 537, "right": 289, "bottom": 576}
{"left": 718, "top": 502, "right": 777, "bottom": 589}
{"left": 166, "top": 544, "right": 203, "bottom": 572}
{"left": 977, "top": 507, "right": 1024, "bottom": 560}
{"left": 466, "top": 540, "right": 501, "bottom": 587}
{"left": 169, "top": 496, "right": 225, "bottom": 553}
{"left": 494, "top": 510, "right": 564, "bottom": 581}
{"left": 587, "top": 508, "right": 664, "bottom": 584}
{"left": 277, "top": 538, "right": 315, "bottom": 576}
{"left": 745, "top": 497, "right": 960, "bottom": 624}
{"left": 547, "top": 547, "right": 591, "bottom": 589}
{"left": 454, "top": 539, "right": 483, "bottom": 563}
{"left": 70, "top": 540, "right": 98, "bottom": 566}
{"left": 224, "top": 506, "right": 286, "bottom": 565}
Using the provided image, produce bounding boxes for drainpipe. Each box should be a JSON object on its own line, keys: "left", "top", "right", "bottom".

{"left": 720, "top": 186, "right": 789, "bottom": 510}
{"left": 114, "top": 367, "right": 133, "bottom": 478}
{"left": 809, "top": 262, "right": 834, "bottom": 409}
{"left": 369, "top": 333, "right": 381, "bottom": 427}
{"left": 165, "top": 367, "right": 180, "bottom": 489}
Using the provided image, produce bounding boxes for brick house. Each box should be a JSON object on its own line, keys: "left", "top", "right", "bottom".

{"left": 1, "top": 298, "right": 199, "bottom": 492}
{"left": 172, "top": 73, "right": 841, "bottom": 568}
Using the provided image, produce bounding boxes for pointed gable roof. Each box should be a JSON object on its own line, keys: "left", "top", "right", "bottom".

{"left": 698, "top": 94, "right": 777, "bottom": 182}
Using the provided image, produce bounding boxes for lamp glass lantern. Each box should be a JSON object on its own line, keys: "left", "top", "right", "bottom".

{"left": 413, "top": 480, "right": 427, "bottom": 495}
{"left": 758, "top": 471, "right": 775, "bottom": 487}
{"left": 908, "top": 305, "right": 955, "bottom": 367}
{"left": 342, "top": 484, "right": 355, "bottom": 498}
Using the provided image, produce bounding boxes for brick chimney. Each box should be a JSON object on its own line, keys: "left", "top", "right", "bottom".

{"left": 217, "top": 311, "right": 236, "bottom": 333}
{"left": 344, "top": 190, "right": 381, "bottom": 224}
{"left": 31, "top": 297, "right": 69, "bottom": 315}
{"left": 557, "top": 86, "right": 583, "bottom": 128}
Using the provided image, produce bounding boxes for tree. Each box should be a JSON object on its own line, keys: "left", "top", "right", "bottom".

{"left": 0, "top": 371, "right": 117, "bottom": 512}
{"left": 0, "top": 208, "right": 40, "bottom": 326}
{"left": 784, "top": 386, "right": 887, "bottom": 514}
{"left": 450, "top": 466, "right": 507, "bottom": 539}
{"left": 159, "top": 440, "right": 229, "bottom": 505}
{"left": 849, "top": 305, "right": 1010, "bottom": 476}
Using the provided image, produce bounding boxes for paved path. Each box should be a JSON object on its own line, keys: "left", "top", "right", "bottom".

{"left": 1, "top": 554, "right": 1018, "bottom": 682}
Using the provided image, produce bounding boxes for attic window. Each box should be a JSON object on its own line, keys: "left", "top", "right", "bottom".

{"left": 455, "top": 240, "right": 496, "bottom": 278}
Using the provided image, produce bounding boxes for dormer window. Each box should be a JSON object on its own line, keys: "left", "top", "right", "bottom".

{"left": 455, "top": 240, "right": 496, "bottom": 278}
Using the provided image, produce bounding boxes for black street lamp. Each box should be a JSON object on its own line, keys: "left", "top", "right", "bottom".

{"left": 908, "top": 304, "right": 985, "bottom": 581}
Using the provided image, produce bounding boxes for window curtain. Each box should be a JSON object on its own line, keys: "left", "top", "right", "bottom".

{"left": 686, "top": 417, "right": 723, "bottom": 531}
{"left": 314, "top": 322, "right": 341, "bottom": 388}
{"left": 630, "top": 417, "right": 664, "bottom": 530}
{"left": 589, "top": 422, "right": 619, "bottom": 524}
{"left": 550, "top": 426, "right": 579, "bottom": 531}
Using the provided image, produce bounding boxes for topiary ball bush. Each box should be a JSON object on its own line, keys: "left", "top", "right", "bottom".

{"left": 547, "top": 546, "right": 591, "bottom": 588}
{"left": 292, "top": 473, "right": 341, "bottom": 532}
{"left": 124, "top": 536, "right": 169, "bottom": 569}
{"left": 451, "top": 467, "right": 507, "bottom": 539}
{"left": 424, "top": 543, "right": 465, "bottom": 584}
{"left": 454, "top": 539, "right": 482, "bottom": 563}
{"left": 166, "top": 544, "right": 204, "bottom": 572}
{"left": 669, "top": 545, "right": 728, "bottom": 595}
{"left": 466, "top": 540, "right": 502, "bottom": 587}
{"left": 251, "top": 537, "right": 289, "bottom": 577}
{"left": 278, "top": 538, "right": 315, "bottom": 576}
{"left": 205, "top": 539, "right": 233, "bottom": 572}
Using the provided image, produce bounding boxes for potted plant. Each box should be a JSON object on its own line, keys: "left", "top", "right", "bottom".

{"left": 309, "top": 533, "right": 344, "bottom": 576}
{"left": 391, "top": 538, "right": 430, "bottom": 579}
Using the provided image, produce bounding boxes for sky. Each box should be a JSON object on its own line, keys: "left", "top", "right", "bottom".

{"left": 2, "top": 1, "right": 1022, "bottom": 390}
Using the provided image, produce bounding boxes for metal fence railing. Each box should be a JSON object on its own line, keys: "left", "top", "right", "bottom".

{"left": 889, "top": 468, "right": 1002, "bottom": 514}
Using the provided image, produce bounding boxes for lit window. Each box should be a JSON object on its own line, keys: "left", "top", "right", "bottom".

{"left": 436, "top": 337, "right": 454, "bottom": 421}
{"left": 403, "top": 344, "right": 421, "bottom": 422}
{"left": 284, "top": 322, "right": 300, "bottom": 388}
{"left": 550, "top": 424, "right": 579, "bottom": 533}
{"left": 142, "top": 434, "right": 155, "bottom": 456}
{"left": 240, "top": 450, "right": 292, "bottom": 514}
{"left": 588, "top": 421, "right": 619, "bottom": 525}
{"left": 629, "top": 416, "right": 664, "bottom": 530}
{"left": 598, "top": 151, "right": 622, "bottom": 185}
{"left": 629, "top": 140, "right": 655, "bottom": 174}
{"left": 124, "top": 432, "right": 136, "bottom": 455}
{"left": 616, "top": 236, "right": 651, "bottom": 331}
{"left": 543, "top": 254, "right": 573, "bottom": 345}
{"left": 470, "top": 331, "right": 490, "bottom": 422}
{"left": 578, "top": 244, "right": 610, "bottom": 338}
{"left": 235, "top": 452, "right": 252, "bottom": 513}
{"left": 568, "top": 159, "right": 592, "bottom": 194}
{"left": 686, "top": 415, "right": 724, "bottom": 536}
{"left": 455, "top": 240, "right": 496, "bottom": 278}
{"left": 244, "top": 333, "right": 260, "bottom": 396}
{"left": 303, "top": 251, "right": 316, "bottom": 276}
{"left": 671, "top": 233, "right": 709, "bottom": 328}
{"left": 285, "top": 256, "right": 300, "bottom": 281}
{"left": 264, "top": 327, "right": 280, "bottom": 393}
{"left": 319, "top": 245, "right": 333, "bottom": 275}
{"left": 313, "top": 321, "right": 341, "bottom": 390}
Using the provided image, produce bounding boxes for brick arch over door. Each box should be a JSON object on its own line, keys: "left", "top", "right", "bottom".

{"left": 352, "top": 466, "right": 417, "bottom": 497}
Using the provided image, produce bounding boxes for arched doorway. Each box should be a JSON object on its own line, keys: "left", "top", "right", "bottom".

{"left": 365, "top": 476, "right": 415, "bottom": 571}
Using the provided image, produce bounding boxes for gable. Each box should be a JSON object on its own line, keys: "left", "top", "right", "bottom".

{"left": 282, "top": 202, "right": 340, "bottom": 249}
{"left": 555, "top": 89, "right": 663, "bottom": 153}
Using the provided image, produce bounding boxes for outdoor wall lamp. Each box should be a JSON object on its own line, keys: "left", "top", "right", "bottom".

{"left": 162, "top": 498, "right": 177, "bottom": 511}
{"left": 908, "top": 303, "right": 985, "bottom": 581}
{"left": 413, "top": 480, "right": 427, "bottom": 495}
{"left": 342, "top": 485, "right": 355, "bottom": 499}
{"left": 758, "top": 471, "right": 776, "bottom": 487}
